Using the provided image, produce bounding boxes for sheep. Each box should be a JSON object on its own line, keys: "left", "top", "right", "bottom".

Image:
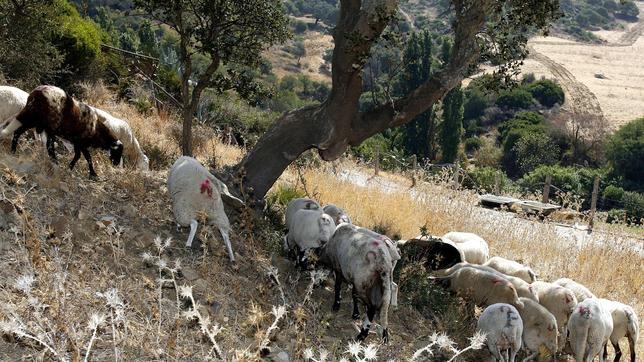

{"left": 553, "top": 278, "right": 596, "bottom": 303}
{"left": 599, "top": 299, "right": 639, "bottom": 362}
{"left": 321, "top": 223, "right": 395, "bottom": 342}
{"left": 0, "top": 85, "right": 123, "bottom": 177}
{"left": 322, "top": 204, "right": 351, "bottom": 225}
{"left": 167, "top": 156, "right": 244, "bottom": 262}
{"left": 483, "top": 256, "right": 538, "bottom": 283}
{"left": 567, "top": 298, "right": 613, "bottom": 362}
{"left": 283, "top": 197, "right": 321, "bottom": 251}
{"left": 477, "top": 303, "right": 523, "bottom": 362}
{"left": 435, "top": 263, "right": 539, "bottom": 302}
{"left": 432, "top": 266, "right": 524, "bottom": 309}
{"left": 0, "top": 86, "right": 28, "bottom": 125}
{"left": 442, "top": 231, "right": 489, "bottom": 264}
{"left": 516, "top": 297, "right": 559, "bottom": 361}
{"left": 285, "top": 208, "right": 335, "bottom": 267}
{"left": 531, "top": 280, "right": 579, "bottom": 352}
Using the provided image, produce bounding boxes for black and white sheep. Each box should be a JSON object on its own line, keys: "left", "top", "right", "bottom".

{"left": 477, "top": 303, "right": 523, "bottom": 362}
{"left": 321, "top": 223, "right": 395, "bottom": 342}
{"left": 167, "top": 156, "right": 244, "bottom": 262}
{"left": 0, "top": 85, "right": 123, "bottom": 177}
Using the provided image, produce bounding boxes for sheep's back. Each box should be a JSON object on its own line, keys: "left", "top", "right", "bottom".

{"left": 0, "top": 86, "right": 28, "bottom": 122}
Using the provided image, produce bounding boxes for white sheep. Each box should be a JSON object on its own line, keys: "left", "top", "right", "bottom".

{"left": 531, "top": 280, "right": 578, "bottom": 352}
{"left": 283, "top": 197, "right": 321, "bottom": 251}
{"left": 598, "top": 299, "right": 639, "bottom": 362}
{"left": 322, "top": 204, "right": 351, "bottom": 225}
{"left": 568, "top": 298, "right": 613, "bottom": 362}
{"left": 433, "top": 267, "right": 524, "bottom": 309}
{"left": 553, "top": 278, "right": 596, "bottom": 303}
{"left": 442, "top": 231, "right": 490, "bottom": 264}
{"left": 167, "top": 156, "right": 243, "bottom": 262}
{"left": 435, "top": 263, "right": 538, "bottom": 302}
{"left": 516, "top": 297, "right": 559, "bottom": 360}
{"left": 285, "top": 208, "right": 335, "bottom": 267}
{"left": 477, "top": 303, "right": 523, "bottom": 362}
{"left": 0, "top": 86, "right": 28, "bottom": 125}
{"left": 483, "top": 256, "right": 538, "bottom": 283}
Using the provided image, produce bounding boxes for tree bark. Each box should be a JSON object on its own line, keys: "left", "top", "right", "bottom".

{"left": 236, "top": 0, "right": 491, "bottom": 200}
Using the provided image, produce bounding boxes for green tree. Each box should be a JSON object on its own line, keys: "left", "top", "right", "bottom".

{"left": 138, "top": 20, "right": 158, "bottom": 57}
{"left": 440, "top": 86, "right": 464, "bottom": 163}
{"left": 526, "top": 79, "right": 565, "bottom": 107}
{"left": 134, "top": 0, "right": 290, "bottom": 156}
{"left": 512, "top": 132, "right": 560, "bottom": 175}
{"left": 606, "top": 117, "right": 643, "bottom": 190}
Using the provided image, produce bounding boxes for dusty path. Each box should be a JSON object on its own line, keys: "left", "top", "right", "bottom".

{"left": 527, "top": 46, "right": 605, "bottom": 119}
{"left": 618, "top": 15, "right": 644, "bottom": 45}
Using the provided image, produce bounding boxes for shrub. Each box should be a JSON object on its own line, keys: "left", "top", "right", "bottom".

{"left": 463, "top": 87, "right": 490, "bottom": 120}
{"left": 495, "top": 88, "right": 535, "bottom": 109}
{"left": 622, "top": 191, "right": 644, "bottom": 223}
{"left": 526, "top": 79, "right": 565, "bottom": 107}
{"left": 602, "top": 185, "right": 624, "bottom": 205}
{"left": 474, "top": 143, "right": 503, "bottom": 168}
{"left": 466, "top": 167, "right": 509, "bottom": 193}
{"left": 512, "top": 132, "right": 560, "bottom": 175}
{"left": 606, "top": 117, "right": 643, "bottom": 191}
{"left": 605, "top": 208, "right": 626, "bottom": 224}
{"left": 266, "top": 184, "right": 306, "bottom": 210}
{"left": 464, "top": 137, "right": 483, "bottom": 153}
{"left": 293, "top": 20, "right": 308, "bottom": 33}
{"left": 616, "top": 1, "right": 639, "bottom": 20}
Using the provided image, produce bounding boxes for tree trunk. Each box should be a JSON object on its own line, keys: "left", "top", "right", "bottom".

{"left": 181, "top": 108, "right": 193, "bottom": 156}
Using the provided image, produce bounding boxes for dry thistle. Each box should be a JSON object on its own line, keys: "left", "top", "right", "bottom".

{"left": 179, "top": 284, "right": 224, "bottom": 359}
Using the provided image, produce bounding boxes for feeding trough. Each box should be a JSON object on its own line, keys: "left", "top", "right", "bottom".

{"left": 515, "top": 200, "right": 561, "bottom": 216}
{"left": 479, "top": 194, "right": 521, "bottom": 209}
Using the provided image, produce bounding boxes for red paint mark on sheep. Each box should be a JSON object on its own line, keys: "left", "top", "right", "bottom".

{"left": 200, "top": 179, "right": 213, "bottom": 197}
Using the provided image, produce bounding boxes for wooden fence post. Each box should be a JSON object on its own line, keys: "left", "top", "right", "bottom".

{"left": 452, "top": 163, "right": 459, "bottom": 190}
{"left": 588, "top": 175, "right": 600, "bottom": 230}
{"left": 374, "top": 146, "right": 380, "bottom": 176}
{"left": 411, "top": 154, "right": 417, "bottom": 187}
{"left": 494, "top": 171, "right": 501, "bottom": 194}
{"left": 542, "top": 175, "right": 552, "bottom": 204}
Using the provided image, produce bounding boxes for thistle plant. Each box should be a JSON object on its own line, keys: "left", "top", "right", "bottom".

{"left": 411, "top": 331, "right": 486, "bottom": 361}
{"left": 179, "top": 285, "right": 224, "bottom": 359}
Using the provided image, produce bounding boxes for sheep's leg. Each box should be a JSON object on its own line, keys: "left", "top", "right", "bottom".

{"left": 509, "top": 348, "right": 517, "bottom": 362}
{"left": 80, "top": 148, "right": 97, "bottom": 177}
{"left": 332, "top": 271, "right": 343, "bottom": 312}
{"left": 351, "top": 289, "right": 360, "bottom": 320}
{"left": 185, "top": 219, "right": 198, "bottom": 248}
{"left": 46, "top": 133, "right": 58, "bottom": 163}
{"left": 69, "top": 145, "right": 81, "bottom": 169}
{"left": 219, "top": 228, "right": 235, "bottom": 262}
{"left": 521, "top": 351, "right": 537, "bottom": 362}
{"left": 627, "top": 334, "right": 634, "bottom": 362}
{"left": 10, "top": 125, "right": 29, "bottom": 153}
{"left": 282, "top": 234, "right": 289, "bottom": 252}
{"left": 356, "top": 304, "right": 375, "bottom": 342}
{"left": 611, "top": 340, "right": 622, "bottom": 362}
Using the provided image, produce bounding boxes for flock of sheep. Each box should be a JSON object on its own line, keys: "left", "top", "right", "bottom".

{"left": 0, "top": 85, "right": 639, "bottom": 361}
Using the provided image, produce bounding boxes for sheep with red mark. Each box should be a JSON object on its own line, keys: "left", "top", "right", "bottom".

{"left": 567, "top": 298, "right": 613, "bottom": 362}
{"left": 321, "top": 223, "right": 395, "bottom": 342}
{"left": 553, "top": 277, "right": 596, "bottom": 303}
{"left": 0, "top": 85, "right": 123, "bottom": 177}
{"left": 483, "top": 256, "right": 538, "bottom": 283}
{"left": 477, "top": 303, "right": 523, "bottom": 362}
{"left": 442, "top": 231, "right": 490, "bottom": 264}
{"left": 531, "top": 280, "right": 579, "bottom": 352}
{"left": 599, "top": 298, "right": 639, "bottom": 362}
{"left": 168, "top": 156, "right": 244, "bottom": 262}
{"left": 432, "top": 266, "right": 524, "bottom": 309}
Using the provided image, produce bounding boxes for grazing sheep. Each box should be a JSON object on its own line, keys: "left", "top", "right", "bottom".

{"left": 442, "top": 231, "right": 489, "bottom": 264}
{"left": 167, "top": 156, "right": 244, "bottom": 262}
{"left": 531, "top": 281, "right": 579, "bottom": 352}
{"left": 286, "top": 208, "right": 335, "bottom": 267}
{"left": 435, "top": 263, "right": 538, "bottom": 302}
{"left": 397, "top": 235, "right": 465, "bottom": 271}
{"left": 483, "top": 256, "right": 538, "bottom": 283}
{"left": 568, "top": 298, "right": 613, "bottom": 362}
{"left": 322, "top": 204, "right": 351, "bottom": 225}
{"left": 433, "top": 267, "right": 524, "bottom": 309}
{"left": 553, "top": 278, "right": 596, "bottom": 303}
{"left": 321, "top": 223, "right": 394, "bottom": 342}
{"left": 0, "top": 86, "right": 28, "bottom": 125}
{"left": 516, "top": 297, "right": 559, "bottom": 361}
{"left": 477, "top": 303, "right": 523, "bottom": 362}
{"left": 283, "top": 198, "right": 321, "bottom": 251}
{"left": 0, "top": 85, "right": 123, "bottom": 177}
{"left": 599, "top": 299, "right": 639, "bottom": 362}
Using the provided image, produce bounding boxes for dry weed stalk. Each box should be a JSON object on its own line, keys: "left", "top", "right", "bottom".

{"left": 265, "top": 266, "right": 287, "bottom": 306}
{"left": 411, "top": 331, "right": 486, "bottom": 361}
{"left": 178, "top": 285, "right": 224, "bottom": 359}
{"left": 96, "top": 288, "right": 127, "bottom": 361}
{"left": 302, "top": 269, "right": 329, "bottom": 306}
{"left": 83, "top": 313, "right": 105, "bottom": 362}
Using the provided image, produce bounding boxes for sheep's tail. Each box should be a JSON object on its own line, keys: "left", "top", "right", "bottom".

{"left": 626, "top": 307, "right": 639, "bottom": 344}
{"left": 569, "top": 320, "right": 589, "bottom": 361}
{"left": 0, "top": 117, "right": 21, "bottom": 137}
{"left": 380, "top": 271, "right": 391, "bottom": 332}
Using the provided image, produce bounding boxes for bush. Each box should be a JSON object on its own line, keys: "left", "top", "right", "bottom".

{"left": 464, "top": 137, "right": 483, "bottom": 153}
{"left": 463, "top": 87, "right": 490, "bottom": 120}
{"left": 293, "top": 20, "right": 308, "bottom": 33}
{"left": 616, "top": 1, "right": 639, "bottom": 20}
{"left": 512, "top": 132, "right": 560, "bottom": 175}
{"left": 622, "top": 191, "right": 644, "bottom": 223}
{"left": 266, "top": 184, "right": 306, "bottom": 210}
{"left": 495, "top": 88, "right": 535, "bottom": 110}
{"left": 526, "top": 79, "right": 565, "bottom": 107}
{"left": 605, "top": 117, "right": 644, "bottom": 191}
{"left": 474, "top": 143, "right": 503, "bottom": 168}
{"left": 602, "top": 185, "right": 624, "bottom": 202}
{"left": 605, "top": 209, "right": 626, "bottom": 224}
{"left": 466, "top": 167, "right": 509, "bottom": 193}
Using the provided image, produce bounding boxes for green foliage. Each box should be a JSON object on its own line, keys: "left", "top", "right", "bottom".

{"left": 495, "top": 88, "right": 536, "bottom": 110}
{"left": 464, "top": 137, "right": 483, "bottom": 153}
{"left": 602, "top": 185, "right": 624, "bottom": 209}
{"left": 519, "top": 165, "right": 606, "bottom": 208}
{"left": 293, "top": 20, "right": 308, "bottom": 34}
{"left": 512, "top": 132, "right": 560, "bottom": 175}
{"left": 440, "top": 86, "right": 464, "bottom": 163}
{"left": 466, "top": 167, "right": 509, "bottom": 192}
{"left": 266, "top": 184, "right": 306, "bottom": 210}
{"left": 622, "top": 191, "right": 644, "bottom": 223}
{"left": 616, "top": 0, "right": 639, "bottom": 20}
{"left": 463, "top": 86, "right": 490, "bottom": 120}
{"left": 475, "top": 143, "right": 503, "bottom": 168}
{"left": 606, "top": 117, "right": 643, "bottom": 191}
{"left": 284, "top": 0, "right": 338, "bottom": 26}
{"left": 526, "top": 79, "right": 565, "bottom": 107}
{"left": 498, "top": 112, "right": 549, "bottom": 175}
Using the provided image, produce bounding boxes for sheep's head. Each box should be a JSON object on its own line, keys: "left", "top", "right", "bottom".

{"left": 109, "top": 140, "right": 123, "bottom": 166}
